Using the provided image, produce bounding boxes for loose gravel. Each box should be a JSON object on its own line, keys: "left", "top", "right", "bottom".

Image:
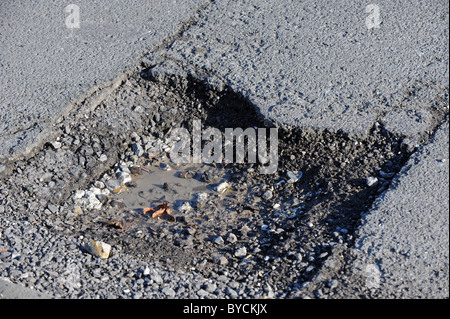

{"left": 1, "top": 63, "right": 444, "bottom": 299}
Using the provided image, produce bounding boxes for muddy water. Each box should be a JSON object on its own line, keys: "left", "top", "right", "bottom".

{"left": 109, "top": 158, "right": 239, "bottom": 233}
{"left": 119, "top": 163, "right": 218, "bottom": 209}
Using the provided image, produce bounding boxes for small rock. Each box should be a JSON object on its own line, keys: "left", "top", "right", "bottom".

{"left": 73, "top": 206, "right": 83, "bottom": 215}
{"left": 131, "top": 143, "right": 144, "bottom": 157}
{"left": 116, "top": 171, "right": 132, "bottom": 184}
{"left": 109, "top": 199, "right": 126, "bottom": 209}
{"left": 328, "top": 280, "right": 338, "bottom": 289}
{"left": 227, "top": 233, "right": 237, "bottom": 244}
{"left": 264, "top": 284, "right": 275, "bottom": 298}
{"left": 216, "top": 182, "right": 231, "bottom": 193}
{"left": 85, "top": 241, "right": 111, "bottom": 259}
{"left": 176, "top": 201, "right": 192, "bottom": 213}
{"left": 366, "top": 176, "right": 378, "bottom": 187}
{"left": 195, "top": 192, "right": 208, "bottom": 209}
{"left": 143, "top": 267, "right": 151, "bottom": 276}
{"left": 286, "top": 171, "right": 302, "bottom": 183}
{"left": 201, "top": 170, "right": 215, "bottom": 183}
{"left": 99, "top": 154, "right": 108, "bottom": 162}
{"left": 50, "top": 141, "right": 62, "bottom": 149}
{"left": 213, "top": 236, "right": 224, "bottom": 246}
{"left": 262, "top": 190, "right": 273, "bottom": 200}
{"left": 105, "top": 179, "right": 123, "bottom": 194}
{"left": 129, "top": 166, "right": 143, "bottom": 175}
{"left": 150, "top": 272, "right": 163, "bottom": 284}
{"left": 197, "top": 289, "right": 209, "bottom": 298}
{"left": 225, "top": 287, "right": 238, "bottom": 298}
{"left": 73, "top": 190, "right": 85, "bottom": 199}
{"left": 234, "top": 247, "right": 247, "bottom": 258}
{"left": 213, "top": 254, "right": 228, "bottom": 265}
{"left": 160, "top": 163, "right": 171, "bottom": 171}
{"left": 203, "top": 282, "right": 217, "bottom": 293}
{"left": 162, "top": 287, "right": 176, "bottom": 298}
{"left": 93, "top": 181, "right": 105, "bottom": 189}
{"left": 179, "top": 170, "right": 196, "bottom": 179}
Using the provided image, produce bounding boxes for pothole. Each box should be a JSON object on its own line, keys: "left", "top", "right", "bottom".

{"left": 1, "top": 62, "right": 446, "bottom": 297}
{"left": 54, "top": 67, "right": 414, "bottom": 287}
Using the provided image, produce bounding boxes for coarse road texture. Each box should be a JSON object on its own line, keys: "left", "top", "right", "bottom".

{"left": 0, "top": 0, "right": 448, "bottom": 298}
{"left": 350, "top": 121, "right": 448, "bottom": 298}
{"left": 0, "top": 0, "right": 207, "bottom": 164}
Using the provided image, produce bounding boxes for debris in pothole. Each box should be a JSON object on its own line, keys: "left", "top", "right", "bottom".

{"left": 4, "top": 66, "right": 427, "bottom": 299}
{"left": 216, "top": 181, "right": 232, "bottom": 193}
{"left": 143, "top": 202, "right": 172, "bottom": 219}
{"left": 366, "top": 176, "right": 379, "bottom": 187}
{"left": 101, "top": 219, "right": 127, "bottom": 231}
{"left": 286, "top": 170, "right": 302, "bottom": 183}
{"left": 84, "top": 241, "right": 112, "bottom": 259}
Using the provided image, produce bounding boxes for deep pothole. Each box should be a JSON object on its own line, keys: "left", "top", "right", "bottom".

{"left": 1, "top": 64, "right": 433, "bottom": 295}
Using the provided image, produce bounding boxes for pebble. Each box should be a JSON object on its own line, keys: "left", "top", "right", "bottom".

{"left": 213, "top": 236, "right": 224, "bottom": 246}
{"left": 227, "top": 233, "right": 237, "bottom": 244}
{"left": 116, "top": 171, "right": 132, "bottom": 184}
{"left": 129, "top": 166, "right": 143, "bottom": 176}
{"left": 216, "top": 182, "right": 231, "bottom": 193}
{"left": 105, "top": 179, "right": 123, "bottom": 194}
{"left": 131, "top": 143, "right": 144, "bottom": 157}
{"left": 234, "top": 247, "right": 247, "bottom": 258}
{"left": 264, "top": 284, "right": 275, "bottom": 298}
{"left": 73, "top": 190, "right": 85, "bottom": 199}
{"left": 203, "top": 282, "right": 217, "bottom": 293}
{"left": 84, "top": 241, "right": 111, "bottom": 259}
{"left": 286, "top": 170, "right": 302, "bottom": 183}
{"left": 160, "top": 163, "right": 171, "bottom": 171}
{"left": 262, "top": 190, "right": 273, "bottom": 200}
{"left": 366, "top": 176, "right": 378, "bottom": 187}
{"left": 197, "top": 289, "right": 209, "bottom": 298}
{"left": 50, "top": 141, "right": 62, "bottom": 149}
{"left": 162, "top": 287, "right": 176, "bottom": 298}
{"left": 195, "top": 192, "right": 208, "bottom": 209}
{"left": 213, "top": 255, "right": 228, "bottom": 265}
{"left": 176, "top": 201, "right": 192, "bottom": 213}
{"left": 225, "top": 287, "right": 238, "bottom": 298}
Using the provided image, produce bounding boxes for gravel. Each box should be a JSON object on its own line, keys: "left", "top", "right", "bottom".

{"left": 0, "top": 65, "right": 423, "bottom": 299}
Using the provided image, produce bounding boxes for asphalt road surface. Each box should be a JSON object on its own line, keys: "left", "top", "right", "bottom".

{"left": 0, "top": 0, "right": 448, "bottom": 298}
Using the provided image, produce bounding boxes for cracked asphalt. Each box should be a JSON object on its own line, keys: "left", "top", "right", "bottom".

{"left": 0, "top": 0, "right": 448, "bottom": 299}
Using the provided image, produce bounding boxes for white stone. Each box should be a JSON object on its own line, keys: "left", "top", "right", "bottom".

{"left": 234, "top": 247, "right": 247, "bottom": 258}
{"left": 73, "top": 190, "right": 85, "bottom": 199}
{"left": 366, "top": 176, "right": 378, "bottom": 187}
{"left": 116, "top": 171, "right": 132, "bottom": 184}
{"left": 216, "top": 182, "right": 230, "bottom": 193}
{"left": 85, "top": 241, "right": 111, "bottom": 259}
{"left": 177, "top": 201, "right": 192, "bottom": 213}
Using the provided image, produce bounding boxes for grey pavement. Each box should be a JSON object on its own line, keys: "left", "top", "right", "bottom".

{"left": 0, "top": 278, "right": 52, "bottom": 299}
{"left": 0, "top": 0, "right": 207, "bottom": 163}
{"left": 352, "top": 121, "right": 449, "bottom": 298}
{"left": 0, "top": 0, "right": 448, "bottom": 298}
{"left": 147, "top": 0, "right": 448, "bottom": 139}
